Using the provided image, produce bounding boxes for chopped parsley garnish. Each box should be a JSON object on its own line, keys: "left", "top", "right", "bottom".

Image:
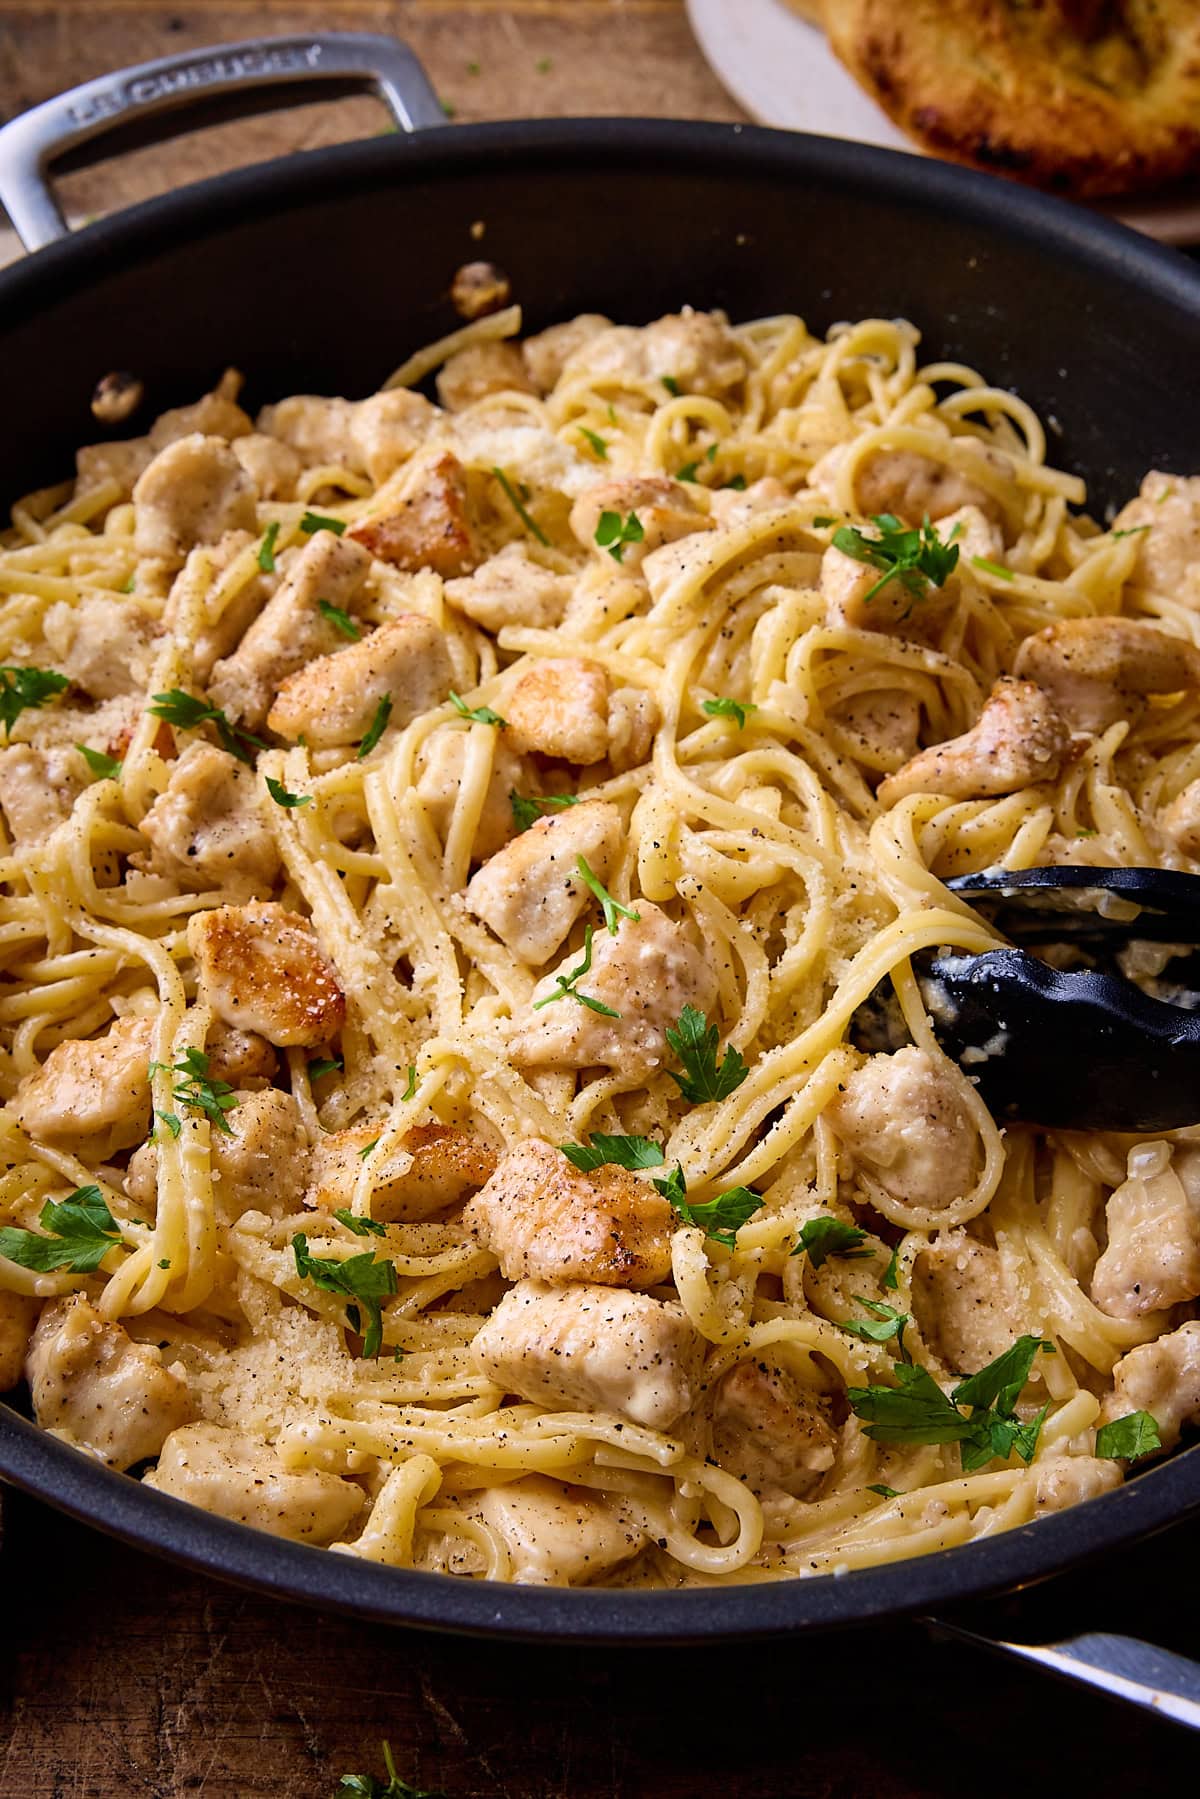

{"left": 510, "top": 790, "right": 580, "bottom": 832}
{"left": 665, "top": 1005, "right": 748, "bottom": 1104}
{"left": 578, "top": 427, "right": 608, "bottom": 460}
{"left": 257, "top": 521, "right": 281, "bottom": 572}
{"left": 0, "top": 665, "right": 69, "bottom": 739}
{"left": 318, "top": 599, "right": 361, "bottom": 640}
{"left": 333, "top": 1208, "right": 388, "bottom": 1238}
{"left": 702, "top": 697, "right": 757, "bottom": 730}
{"left": 970, "top": 555, "right": 1014, "bottom": 581}
{"left": 154, "top": 1109, "right": 182, "bottom": 1138}
{"left": 847, "top": 1335, "right": 1055, "bottom": 1472}
{"left": 359, "top": 1138, "right": 380, "bottom": 1160}
{"left": 653, "top": 1162, "right": 763, "bottom": 1249}
{"left": 1095, "top": 1410, "right": 1161, "bottom": 1461}
{"left": 338, "top": 1741, "right": 442, "bottom": 1798}
{"left": 292, "top": 1233, "right": 397, "bottom": 1359}
{"left": 0, "top": 1186, "right": 121, "bottom": 1274}
{"left": 576, "top": 855, "right": 639, "bottom": 934}
{"left": 594, "top": 509, "right": 645, "bottom": 562}
{"left": 149, "top": 1047, "right": 238, "bottom": 1135}
{"left": 401, "top": 1064, "right": 418, "bottom": 1103}
{"left": 532, "top": 922, "right": 619, "bottom": 1017}
{"left": 791, "top": 1216, "right": 870, "bottom": 1268}
{"left": 535, "top": 56, "right": 552, "bottom": 72}
{"left": 492, "top": 466, "right": 550, "bottom": 546}
{"left": 1111, "top": 524, "right": 1151, "bottom": 540}
{"left": 677, "top": 444, "right": 718, "bottom": 483}
{"left": 357, "top": 693, "right": 393, "bottom": 759}
{"left": 867, "top": 1484, "right": 900, "bottom": 1499}
{"left": 119, "top": 573, "right": 137, "bottom": 594}
{"left": 76, "top": 743, "right": 122, "bottom": 781}
{"left": 812, "top": 516, "right": 836, "bottom": 529}
{"left": 661, "top": 375, "right": 681, "bottom": 396}
{"left": 882, "top": 1244, "right": 900, "bottom": 1291}
{"left": 299, "top": 510, "right": 347, "bottom": 536}
{"left": 147, "top": 689, "right": 265, "bottom": 766}
{"left": 839, "top": 1298, "right": 910, "bottom": 1358}
{"left": 450, "top": 691, "right": 506, "bottom": 728}
{"left": 832, "top": 513, "right": 960, "bottom": 607}
{"left": 722, "top": 474, "right": 747, "bottom": 491}
{"left": 265, "top": 775, "right": 311, "bottom": 808}
{"left": 559, "top": 1133, "right": 665, "bottom": 1173}
{"left": 308, "top": 1056, "right": 342, "bottom": 1081}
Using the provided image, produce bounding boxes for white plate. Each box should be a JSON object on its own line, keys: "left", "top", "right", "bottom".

{"left": 686, "top": 0, "right": 1200, "bottom": 246}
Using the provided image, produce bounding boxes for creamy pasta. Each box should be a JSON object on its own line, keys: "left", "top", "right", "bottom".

{"left": 1, "top": 300, "right": 1198, "bottom": 1588}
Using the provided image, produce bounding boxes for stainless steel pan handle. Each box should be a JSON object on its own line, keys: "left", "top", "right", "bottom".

{"left": 0, "top": 32, "right": 446, "bottom": 252}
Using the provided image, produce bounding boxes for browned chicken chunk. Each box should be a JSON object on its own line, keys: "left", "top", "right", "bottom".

{"left": 348, "top": 451, "right": 479, "bottom": 576}
{"left": 1101, "top": 1321, "right": 1200, "bottom": 1450}
{"left": 877, "top": 678, "right": 1070, "bottom": 806}
{"left": 307, "top": 1122, "right": 497, "bottom": 1223}
{"left": 912, "top": 1231, "right": 1032, "bottom": 1375}
{"left": 478, "top": 1476, "right": 645, "bottom": 1585}
{"left": 827, "top": 1048, "right": 979, "bottom": 1212}
{"left": 436, "top": 342, "right": 536, "bottom": 411}
{"left": 13, "top": 1015, "right": 153, "bottom": 1156}
{"left": 1091, "top": 1142, "right": 1200, "bottom": 1319}
{"left": 569, "top": 476, "right": 712, "bottom": 570}
{"left": 505, "top": 657, "right": 659, "bottom": 771}
{"left": 145, "top": 1422, "right": 364, "bottom": 1543}
{"left": 1012, "top": 616, "right": 1200, "bottom": 733}
{"left": 132, "top": 434, "right": 258, "bottom": 564}
{"left": 463, "top": 1138, "right": 674, "bottom": 1288}
{"left": 136, "top": 743, "right": 280, "bottom": 902}
{"left": 266, "top": 614, "right": 453, "bottom": 750}
{"left": 464, "top": 801, "right": 624, "bottom": 965}
{"left": 188, "top": 902, "right": 346, "bottom": 1048}
{"left": 25, "top": 1294, "right": 193, "bottom": 1470}
{"left": 710, "top": 1359, "right": 838, "bottom": 1496}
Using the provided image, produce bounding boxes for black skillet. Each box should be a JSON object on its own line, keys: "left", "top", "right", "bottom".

{"left": 1, "top": 30, "right": 1200, "bottom": 1713}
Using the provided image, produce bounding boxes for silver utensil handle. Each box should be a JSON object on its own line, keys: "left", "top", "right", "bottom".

{"left": 927, "top": 1619, "right": 1200, "bottom": 1730}
{"left": 0, "top": 32, "right": 446, "bottom": 252}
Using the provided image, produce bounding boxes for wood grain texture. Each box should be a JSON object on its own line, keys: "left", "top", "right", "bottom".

{"left": 0, "top": 1, "right": 744, "bottom": 222}
{"left": 0, "top": 1485, "right": 1184, "bottom": 1799}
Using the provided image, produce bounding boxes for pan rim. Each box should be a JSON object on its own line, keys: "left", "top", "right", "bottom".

{"left": 2, "top": 115, "right": 1199, "bottom": 1636}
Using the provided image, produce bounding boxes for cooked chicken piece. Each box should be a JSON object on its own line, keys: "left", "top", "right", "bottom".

{"left": 75, "top": 376, "right": 252, "bottom": 499}
{"left": 25, "top": 1294, "right": 193, "bottom": 1470}
{"left": 505, "top": 657, "right": 660, "bottom": 771}
{"left": 560, "top": 310, "right": 746, "bottom": 399}
{"left": 1013, "top": 616, "right": 1200, "bottom": 734}
{"left": 569, "top": 476, "right": 712, "bottom": 570}
{"left": 348, "top": 451, "right": 479, "bottom": 577}
{"left": 811, "top": 442, "right": 1010, "bottom": 529}
{"left": 1032, "top": 1456, "right": 1122, "bottom": 1512}
{"left": 0, "top": 1290, "right": 39, "bottom": 1390}
{"left": 132, "top": 434, "right": 258, "bottom": 564}
{"left": 147, "top": 378, "right": 252, "bottom": 453}
{"left": 478, "top": 1475, "right": 645, "bottom": 1585}
{"left": 828, "top": 689, "right": 922, "bottom": 770}
{"left": 415, "top": 725, "right": 524, "bottom": 860}
{"left": 230, "top": 432, "right": 302, "bottom": 501}
{"left": 827, "top": 1047, "right": 979, "bottom": 1212}
{"left": 208, "top": 529, "right": 372, "bottom": 730}
{"left": 444, "top": 542, "right": 572, "bottom": 634}
{"left": 710, "top": 1359, "right": 838, "bottom": 1497}
{"left": 255, "top": 394, "right": 361, "bottom": 470}
{"left": 1091, "top": 1142, "right": 1200, "bottom": 1319}
{"left": 473, "top": 1279, "right": 702, "bottom": 1429}
{"left": 188, "top": 902, "right": 346, "bottom": 1048}
{"left": 464, "top": 801, "right": 623, "bottom": 965}
{"left": 509, "top": 901, "right": 719, "bottom": 1075}
{"left": 136, "top": 743, "right": 280, "bottom": 902}
{"left": 0, "top": 742, "right": 88, "bottom": 845}
{"left": 352, "top": 389, "right": 440, "bottom": 484}
{"left": 144, "top": 1422, "right": 364, "bottom": 1543}
{"left": 877, "top": 677, "right": 1070, "bottom": 806}
{"left": 1111, "top": 472, "right": 1200, "bottom": 598}
{"left": 41, "top": 595, "right": 158, "bottom": 700}
{"left": 463, "top": 1138, "right": 674, "bottom": 1288}
{"left": 708, "top": 476, "right": 793, "bottom": 527}
{"left": 307, "top": 1122, "right": 497, "bottom": 1223}
{"left": 1160, "top": 777, "right": 1200, "bottom": 856}
{"left": 436, "top": 342, "right": 537, "bottom": 412}
{"left": 163, "top": 531, "right": 272, "bottom": 683}
{"left": 13, "top": 1015, "right": 153, "bottom": 1156}
{"left": 912, "top": 1231, "right": 1031, "bottom": 1375}
{"left": 522, "top": 314, "right": 613, "bottom": 393}
{"left": 820, "top": 540, "right": 958, "bottom": 636}
{"left": 266, "top": 613, "right": 453, "bottom": 749}
{"left": 204, "top": 1020, "right": 277, "bottom": 1086}
{"left": 1102, "top": 1321, "right": 1200, "bottom": 1450}
{"left": 126, "top": 1088, "right": 310, "bottom": 1222}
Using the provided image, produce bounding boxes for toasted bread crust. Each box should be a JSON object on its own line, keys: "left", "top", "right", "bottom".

{"left": 823, "top": 0, "right": 1200, "bottom": 199}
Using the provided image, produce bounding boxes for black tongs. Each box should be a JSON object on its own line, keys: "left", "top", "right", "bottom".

{"left": 916, "top": 867, "right": 1200, "bottom": 1132}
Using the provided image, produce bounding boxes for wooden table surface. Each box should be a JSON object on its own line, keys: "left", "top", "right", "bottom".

{"left": 0, "top": 5, "right": 1197, "bottom": 1794}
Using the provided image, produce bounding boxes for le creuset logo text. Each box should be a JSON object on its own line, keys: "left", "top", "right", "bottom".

{"left": 66, "top": 44, "right": 324, "bottom": 126}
